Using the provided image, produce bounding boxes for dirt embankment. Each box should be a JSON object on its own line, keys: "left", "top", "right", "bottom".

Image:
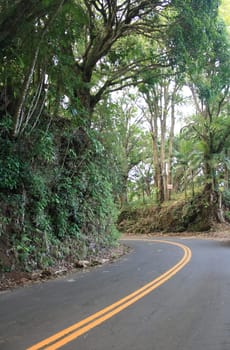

{"left": 117, "top": 196, "right": 227, "bottom": 234}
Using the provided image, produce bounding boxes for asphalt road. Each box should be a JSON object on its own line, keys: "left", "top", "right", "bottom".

{"left": 1, "top": 238, "right": 230, "bottom": 350}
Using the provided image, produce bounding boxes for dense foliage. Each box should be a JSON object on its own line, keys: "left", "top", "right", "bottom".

{"left": 0, "top": 0, "right": 229, "bottom": 271}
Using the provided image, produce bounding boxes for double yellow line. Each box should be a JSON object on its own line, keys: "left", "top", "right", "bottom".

{"left": 27, "top": 240, "right": 192, "bottom": 350}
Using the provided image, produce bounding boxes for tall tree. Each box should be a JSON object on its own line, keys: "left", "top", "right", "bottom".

{"left": 138, "top": 72, "right": 182, "bottom": 202}
{"left": 185, "top": 19, "right": 230, "bottom": 220}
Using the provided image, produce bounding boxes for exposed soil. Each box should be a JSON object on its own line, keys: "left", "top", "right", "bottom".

{"left": 117, "top": 199, "right": 212, "bottom": 233}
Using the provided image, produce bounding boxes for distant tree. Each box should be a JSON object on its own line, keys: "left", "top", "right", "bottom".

{"left": 173, "top": 131, "right": 204, "bottom": 199}
{"left": 128, "top": 161, "right": 153, "bottom": 203}
{"left": 138, "top": 71, "right": 182, "bottom": 203}
{"left": 93, "top": 91, "right": 149, "bottom": 207}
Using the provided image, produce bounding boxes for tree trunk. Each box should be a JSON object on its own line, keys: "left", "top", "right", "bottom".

{"left": 167, "top": 85, "right": 176, "bottom": 200}
{"left": 224, "top": 150, "right": 229, "bottom": 190}
{"left": 216, "top": 192, "right": 226, "bottom": 223}
{"left": 119, "top": 175, "right": 129, "bottom": 208}
{"left": 151, "top": 134, "right": 162, "bottom": 203}
{"left": 13, "top": 0, "right": 65, "bottom": 137}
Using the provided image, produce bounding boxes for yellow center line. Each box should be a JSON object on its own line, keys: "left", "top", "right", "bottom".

{"left": 27, "top": 240, "right": 192, "bottom": 350}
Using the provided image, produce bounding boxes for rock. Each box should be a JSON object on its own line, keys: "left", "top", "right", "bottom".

{"left": 41, "top": 269, "right": 52, "bottom": 277}
{"left": 98, "top": 258, "right": 110, "bottom": 264}
{"left": 75, "top": 260, "right": 90, "bottom": 268}
{"left": 54, "top": 268, "right": 67, "bottom": 275}
{"left": 30, "top": 271, "right": 41, "bottom": 280}
{"left": 90, "top": 258, "right": 110, "bottom": 266}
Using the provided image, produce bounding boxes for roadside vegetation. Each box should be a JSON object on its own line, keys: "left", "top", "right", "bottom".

{"left": 0, "top": 1, "right": 229, "bottom": 275}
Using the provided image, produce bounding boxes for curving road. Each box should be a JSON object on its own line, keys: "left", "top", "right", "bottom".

{"left": 1, "top": 238, "right": 230, "bottom": 350}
